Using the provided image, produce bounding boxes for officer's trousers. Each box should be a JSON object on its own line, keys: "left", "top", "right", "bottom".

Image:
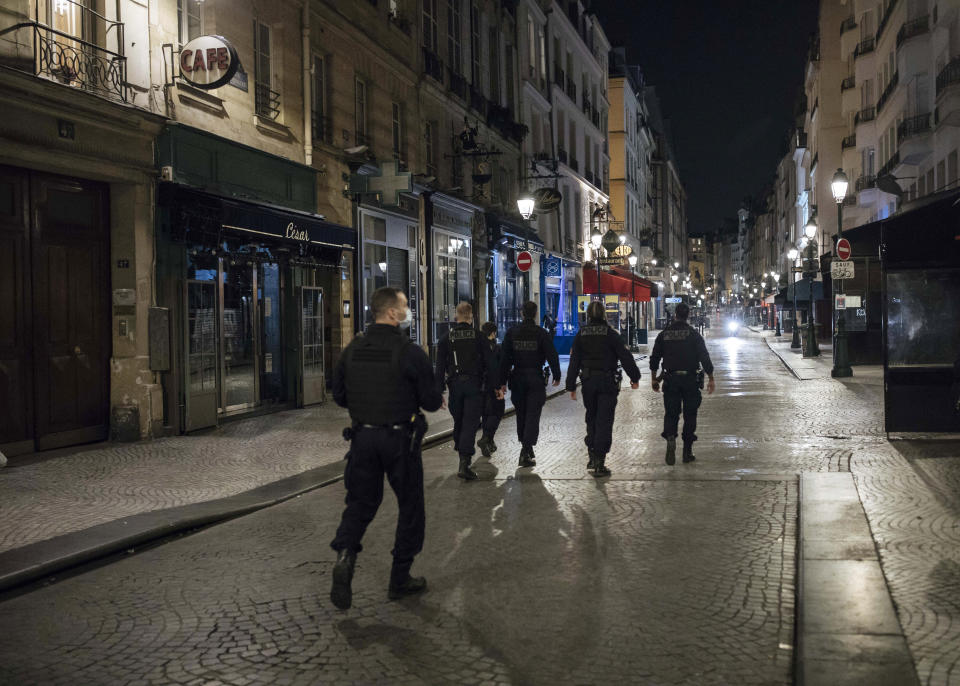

{"left": 481, "top": 387, "right": 505, "bottom": 438}
{"left": 510, "top": 370, "right": 547, "bottom": 448}
{"left": 448, "top": 377, "right": 482, "bottom": 458}
{"left": 582, "top": 373, "right": 620, "bottom": 455}
{"left": 331, "top": 426, "right": 424, "bottom": 565}
{"left": 661, "top": 374, "right": 702, "bottom": 443}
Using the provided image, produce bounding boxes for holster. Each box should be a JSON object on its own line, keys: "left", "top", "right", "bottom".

{"left": 697, "top": 370, "right": 705, "bottom": 389}
{"left": 408, "top": 412, "right": 428, "bottom": 455}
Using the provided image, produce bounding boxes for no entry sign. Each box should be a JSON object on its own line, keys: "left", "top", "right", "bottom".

{"left": 836, "top": 238, "right": 852, "bottom": 261}
{"left": 516, "top": 250, "right": 533, "bottom": 272}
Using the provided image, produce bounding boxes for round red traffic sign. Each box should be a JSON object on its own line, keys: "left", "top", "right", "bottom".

{"left": 836, "top": 238, "right": 852, "bottom": 261}
{"left": 516, "top": 250, "right": 533, "bottom": 272}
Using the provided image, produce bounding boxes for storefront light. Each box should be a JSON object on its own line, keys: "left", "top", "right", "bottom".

{"left": 590, "top": 228, "right": 602, "bottom": 250}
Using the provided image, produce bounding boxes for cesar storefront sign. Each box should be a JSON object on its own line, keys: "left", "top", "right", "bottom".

{"left": 179, "top": 35, "right": 239, "bottom": 90}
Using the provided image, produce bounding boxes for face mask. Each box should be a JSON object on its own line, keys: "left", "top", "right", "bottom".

{"left": 399, "top": 307, "right": 413, "bottom": 328}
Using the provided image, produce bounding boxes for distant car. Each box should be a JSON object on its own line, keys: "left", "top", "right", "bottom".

{"left": 725, "top": 319, "right": 740, "bottom": 336}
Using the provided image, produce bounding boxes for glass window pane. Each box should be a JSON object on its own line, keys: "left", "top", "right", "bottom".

{"left": 886, "top": 269, "right": 960, "bottom": 366}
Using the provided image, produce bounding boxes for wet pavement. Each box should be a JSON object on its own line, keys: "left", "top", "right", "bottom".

{"left": 0, "top": 329, "right": 958, "bottom": 685}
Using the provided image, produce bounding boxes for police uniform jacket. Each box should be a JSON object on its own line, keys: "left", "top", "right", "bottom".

{"left": 499, "top": 319, "right": 561, "bottom": 387}
{"left": 649, "top": 320, "right": 714, "bottom": 375}
{"left": 435, "top": 322, "right": 494, "bottom": 392}
{"left": 333, "top": 324, "right": 443, "bottom": 425}
{"left": 565, "top": 321, "right": 642, "bottom": 392}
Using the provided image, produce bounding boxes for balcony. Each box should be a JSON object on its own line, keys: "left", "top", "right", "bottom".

{"left": 937, "top": 58, "right": 960, "bottom": 96}
{"left": 876, "top": 0, "right": 900, "bottom": 43}
{"left": 255, "top": 83, "right": 280, "bottom": 120}
{"left": 854, "top": 106, "right": 876, "bottom": 125}
{"left": 877, "top": 151, "right": 900, "bottom": 179}
{"left": 842, "top": 133, "right": 857, "bottom": 149}
{"left": 842, "top": 195, "right": 858, "bottom": 207}
{"left": 423, "top": 48, "right": 443, "bottom": 83}
{"left": 0, "top": 18, "right": 127, "bottom": 103}
{"left": 897, "top": 113, "right": 933, "bottom": 165}
{"left": 854, "top": 37, "right": 875, "bottom": 58}
{"left": 896, "top": 15, "right": 929, "bottom": 48}
{"left": 841, "top": 75, "right": 856, "bottom": 91}
{"left": 855, "top": 175, "right": 876, "bottom": 192}
{"left": 448, "top": 69, "right": 467, "bottom": 100}
{"left": 936, "top": 58, "right": 960, "bottom": 127}
{"left": 876, "top": 71, "right": 899, "bottom": 114}
{"left": 897, "top": 112, "right": 931, "bottom": 143}
{"left": 840, "top": 16, "right": 857, "bottom": 34}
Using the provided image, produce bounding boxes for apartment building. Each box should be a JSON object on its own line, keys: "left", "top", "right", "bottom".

{"left": 645, "top": 86, "right": 688, "bottom": 274}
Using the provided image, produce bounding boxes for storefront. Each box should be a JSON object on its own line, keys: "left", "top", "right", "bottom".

{"left": 357, "top": 197, "right": 422, "bottom": 344}
{"left": 429, "top": 195, "right": 479, "bottom": 350}
{"left": 541, "top": 254, "right": 581, "bottom": 338}
{"left": 486, "top": 213, "right": 545, "bottom": 338}
{"left": 154, "top": 125, "right": 355, "bottom": 434}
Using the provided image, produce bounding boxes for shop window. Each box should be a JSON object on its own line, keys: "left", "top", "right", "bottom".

{"left": 178, "top": 0, "right": 203, "bottom": 46}
{"left": 363, "top": 214, "right": 386, "bottom": 242}
{"left": 433, "top": 231, "right": 471, "bottom": 340}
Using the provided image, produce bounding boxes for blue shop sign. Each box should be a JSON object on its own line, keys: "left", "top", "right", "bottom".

{"left": 543, "top": 256, "right": 562, "bottom": 276}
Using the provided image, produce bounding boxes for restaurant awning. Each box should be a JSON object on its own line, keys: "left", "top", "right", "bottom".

{"left": 610, "top": 267, "right": 658, "bottom": 299}
{"left": 583, "top": 267, "right": 651, "bottom": 302}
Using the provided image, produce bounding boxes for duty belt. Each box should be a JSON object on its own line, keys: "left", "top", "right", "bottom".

{"left": 581, "top": 368, "right": 615, "bottom": 379}
{"left": 665, "top": 370, "right": 697, "bottom": 375}
{"left": 357, "top": 421, "right": 410, "bottom": 431}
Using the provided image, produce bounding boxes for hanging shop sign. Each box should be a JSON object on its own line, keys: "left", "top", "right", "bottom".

{"left": 543, "top": 256, "right": 562, "bottom": 277}
{"left": 180, "top": 35, "right": 240, "bottom": 90}
{"left": 533, "top": 187, "right": 562, "bottom": 211}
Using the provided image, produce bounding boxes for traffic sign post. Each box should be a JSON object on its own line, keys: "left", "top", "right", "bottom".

{"left": 516, "top": 250, "right": 533, "bottom": 272}
{"left": 836, "top": 238, "right": 851, "bottom": 261}
{"left": 830, "top": 260, "right": 855, "bottom": 279}
{"left": 832, "top": 206, "right": 853, "bottom": 378}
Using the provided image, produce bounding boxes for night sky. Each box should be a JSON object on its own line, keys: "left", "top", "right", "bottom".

{"left": 592, "top": 0, "right": 820, "bottom": 234}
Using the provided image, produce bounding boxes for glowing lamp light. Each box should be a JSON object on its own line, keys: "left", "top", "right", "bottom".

{"left": 517, "top": 195, "right": 535, "bottom": 220}
{"left": 628, "top": 254, "right": 638, "bottom": 267}
{"left": 831, "top": 168, "right": 849, "bottom": 203}
{"left": 671, "top": 274, "right": 678, "bottom": 283}
{"left": 674, "top": 261, "right": 680, "bottom": 269}
{"left": 619, "top": 233, "right": 627, "bottom": 244}
{"left": 651, "top": 259, "right": 658, "bottom": 266}
{"left": 788, "top": 248, "right": 799, "bottom": 260}
{"left": 590, "top": 228, "right": 603, "bottom": 250}
{"left": 804, "top": 215, "right": 818, "bottom": 239}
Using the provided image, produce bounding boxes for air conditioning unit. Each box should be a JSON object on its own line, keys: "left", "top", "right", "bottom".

{"left": 160, "top": 166, "right": 174, "bottom": 181}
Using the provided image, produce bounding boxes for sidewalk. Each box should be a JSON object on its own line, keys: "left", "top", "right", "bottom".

{"left": 0, "top": 350, "right": 650, "bottom": 591}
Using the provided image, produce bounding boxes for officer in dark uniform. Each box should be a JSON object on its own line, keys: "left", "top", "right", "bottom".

{"left": 329, "top": 287, "right": 444, "bottom": 610}
{"left": 435, "top": 301, "right": 493, "bottom": 481}
{"left": 499, "top": 301, "right": 561, "bottom": 467}
{"left": 477, "top": 321, "right": 504, "bottom": 458}
{"left": 649, "top": 302, "right": 715, "bottom": 465}
{"left": 566, "top": 301, "right": 641, "bottom": 476}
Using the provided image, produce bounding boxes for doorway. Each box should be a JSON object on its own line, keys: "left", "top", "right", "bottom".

{"left": 0, "top": 166, "right": 110, "bottom": 456}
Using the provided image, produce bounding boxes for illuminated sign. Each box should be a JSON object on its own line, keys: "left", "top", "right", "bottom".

{"left": 180, "top": 35, "right": 240, "bottom": 90}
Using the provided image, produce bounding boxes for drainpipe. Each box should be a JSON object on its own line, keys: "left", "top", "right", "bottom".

{"left": 302, "top": 2, "right": 312, "bottom": 166}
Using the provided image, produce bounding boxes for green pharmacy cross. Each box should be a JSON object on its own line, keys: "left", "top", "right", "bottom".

{"left": 367, "top": 161, "right": 412, "bottom": 206}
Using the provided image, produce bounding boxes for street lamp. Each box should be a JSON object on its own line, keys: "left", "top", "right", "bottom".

{"left": 788, "top": 247, "right": 801, "bottom": 349}
{"left": 772, "top": 271, "right": 782, "bottom": 336}
{"left": 802, "top": 215, "right": 820, "bottom": 357}
{"left": 517, "top": 193, "right": 535, "bottom": 220}
{"left": 830, "top": 168, "right": 853, "bottom": 378}
{"left": 628, "top": 253, "right": 639, "bottom": 350}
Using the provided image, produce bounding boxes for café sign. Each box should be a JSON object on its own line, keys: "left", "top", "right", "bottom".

{"left": 180, "top": 35, "right": 240, "bottom": 90}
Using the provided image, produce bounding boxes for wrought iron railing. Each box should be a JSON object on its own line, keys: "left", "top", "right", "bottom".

{"left": 423, "top": 48, "right": 443, "bottom": 83}
{"left": 876, "top": 0, "right": 899, "bottom": 43}
{"left": 856, "top": 174, "right": 876, "bottom": 192}
{"left": 855, "top": 106, "right": 876, "bottom": 124}
{"left": 854, "top": 37, "right": 875, "bottom": 57}
{"left": 0, "top": 20, "right": 127, "bottom": 103}
{"left": 877, "top": 151, "right": 900, "bottom": 178}
{"left": 897, "top": 112, "right": 931, "bottom": 143}
{"left": 841, "top": 75, "right": 856, "bottom": 91}
{"left": 936, "top": 57, "right": 960, "bottom": 95}
{"left": 840, "top": 16, "right": 857, "bottom": 34}
{"left": 842, "top": 195, "right": 858, "bottom": 207}
{"left": 876, "top": 71, "right": 899, "bottom": 113}
{"left": 255, "top": 82, "right": 280, "bottom": 119}
{"left": 896, "top": 15, "right": 929, "bottom": 47}
{"left": 842, "top": 133, "right": 857, "bottom": 149}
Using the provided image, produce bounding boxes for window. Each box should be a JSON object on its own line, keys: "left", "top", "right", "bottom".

{"left": 537, "top": 25, "right": 546, "bottom": 84}
{"left": 488, "top": 27, "right": 500, "bottom": 102}
{"left": 254, "top": 20, "right": 279, "bottom": 119}
{"left": 949, "top": 150, "right": 958, "bottom": 187}
{"left": 527, "top": 13, "right": 536, "bottom": 77}
{"left": 425, "top": 121, "right": 437, "bottom": 176}
{"left": 392, "top": 102, "right": 404, "bottom": 162}
{"left": 312, "top": 55, "right": 326, "bottom": 143}
{"left": 422, "top": 0, "right": 438, "bottom": 52}
{"left": 354, "top": 77, "right": 367, "bottom": 145}
{"left": 447, "top": 0, "right": 462, "bottom": 74}
{"left": 178, "top": 0, "right": 203, "bottom": 45}
{"left": 471, "top": 3, "right": 481, "bottom": 85}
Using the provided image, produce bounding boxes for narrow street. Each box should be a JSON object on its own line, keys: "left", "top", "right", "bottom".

{"left": 0, "top": 331, "right": 956, "bottom": 685}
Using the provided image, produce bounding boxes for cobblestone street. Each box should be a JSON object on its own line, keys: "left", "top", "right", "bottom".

{"left": 0, "top": 331, "right": 957, "bottom": 685}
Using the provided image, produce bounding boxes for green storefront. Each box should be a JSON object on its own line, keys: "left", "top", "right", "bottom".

{"left": 154, "top": 124, "right": 355, "bottom": 434}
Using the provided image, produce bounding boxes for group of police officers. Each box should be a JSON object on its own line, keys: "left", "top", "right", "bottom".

{"left": 328, "top": 287, "right": 714, "bottom": 610}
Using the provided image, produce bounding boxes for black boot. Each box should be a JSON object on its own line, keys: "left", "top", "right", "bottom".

{"left": 478, "top": 435, "right": 493, "bottom": 458}
{"left": 519, "top": 446, "right": 536, "bottom": 467}
{"left": 388, "top": 562, "right": 427, "bottom": 600}
{"left": 682, "top": 441, "right": 696, "bottom": 463}
{"left": 330, "top": 549, "right": 357, "bottom": 610}
{"left": 458, "top": 456, "right": 478, "bottom": 480}
{"left": 665, "top": 437, "right": 677, "bottom": 466}
{"left": 587, "top": 450, "right": 598, "bottom": 471}
{"left": 489, "top": 437, "right": 498, "bottom": 453}
{"left": 594, "top": 453, "right": 611, "bottom": 477}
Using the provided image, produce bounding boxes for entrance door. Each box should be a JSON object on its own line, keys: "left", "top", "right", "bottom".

{"left": 300, "top": 286, "right": 325, "bottom": 406}
{"left": 221, "top": 260, "right": 257, "bottom": 410}
{"left": 31, "top": 173, "right": 110, "bottom": 451}
{"left": 185, "top": 280, "right": 218, "bottom": 431}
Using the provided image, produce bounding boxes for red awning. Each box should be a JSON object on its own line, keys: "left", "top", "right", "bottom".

{"left": 583, "top": 267, "right": 651, "bottom": 302}
{"left": 610, "top": 267, "right": 658, "bottom": 299}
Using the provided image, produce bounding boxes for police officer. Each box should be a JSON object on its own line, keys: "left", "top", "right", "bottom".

{"left": 566, "top": 301, "right": 641, "bottom": 476}
{"left": 477, "top": 321, "right": 504, "bottom": 458}
{"left": 499, "top": 301, "right": 561, "bottom": 467}
{"left": 435, "top": 301, "right": 493, "bottom": 481}
{"left": 329, "top": 287, "right": 444, "bottom": 610}
{"left": 649, "top": 302, "right": 715, "bottom": 465}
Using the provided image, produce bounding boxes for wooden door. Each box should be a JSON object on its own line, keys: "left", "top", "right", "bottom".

{"left": 31, "top": 174, "right": 110, "bottom": 450}
{"left": 0, "top": 167, "right": 33, "bottom": 456}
